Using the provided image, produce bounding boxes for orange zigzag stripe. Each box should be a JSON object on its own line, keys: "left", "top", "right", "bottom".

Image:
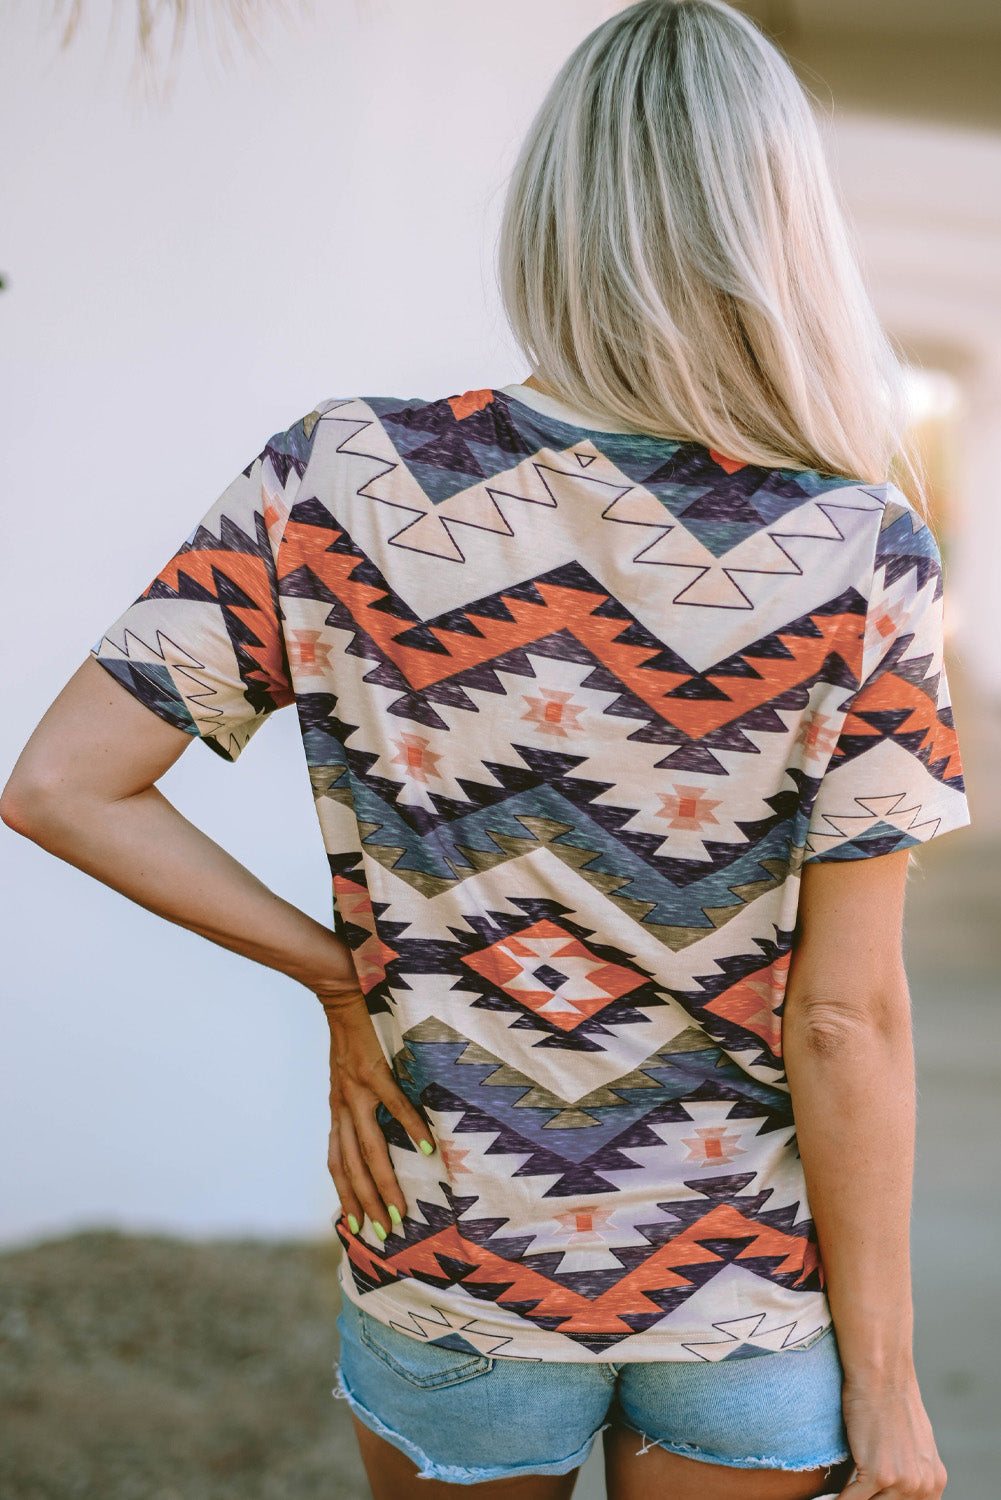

{"left": 147, "top": 549, "right": 294, "bottom": 705}
{"left": 278, "top": 521, "right": 863, "bottom": 741}
{"left": 342, "top": 1202, "right": 821, "bottom": 1336}
{"left": 842, "top": 670, "right": 964, "bottom": 783}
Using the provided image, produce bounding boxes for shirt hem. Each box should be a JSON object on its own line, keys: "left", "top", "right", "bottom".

{"left": 335, "top": 1244, "right": 833, "bottom": 1364}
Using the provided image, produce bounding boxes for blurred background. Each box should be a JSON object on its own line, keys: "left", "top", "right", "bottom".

{"left": 1, "top": 1, "right": 998, "bottom": 1496}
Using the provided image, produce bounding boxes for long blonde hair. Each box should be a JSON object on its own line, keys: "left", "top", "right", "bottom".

{"left": 497, "top": 0, "right": 924, "bottom": 502}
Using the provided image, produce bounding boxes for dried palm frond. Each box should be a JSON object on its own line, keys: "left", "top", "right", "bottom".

{"left": 51, "top": 0, "right": 312, "bottom": 97}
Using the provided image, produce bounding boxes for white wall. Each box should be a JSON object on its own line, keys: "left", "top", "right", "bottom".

{"left": 0, "top": 0, "right": 616, "bottom": 1247}
{"left": 2, "top": 3, "right": 999, "bottom": 1247}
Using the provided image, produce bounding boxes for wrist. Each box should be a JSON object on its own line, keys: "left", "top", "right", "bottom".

{"left": 840, "top": 1344, "right": 917, "bottom": 1389}
{"left": 282, "top": 923, "right": 358, "bottom": 997}
{"left": 842, "top": 1368, "right": 919, "bottom": 1400}
{"left": 315, "top": 981, "right": 366, "bottom": 1011}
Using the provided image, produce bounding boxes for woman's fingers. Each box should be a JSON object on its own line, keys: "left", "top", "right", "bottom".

{"left": 327, "top": 1009, "right": 430, "bottom": 1148}
{"left": 324, "top": 1001, "right": 437, "bottom": 1240}
{"left": 354, "top": 1099, "right": 409, "bottom": 1229}
{"left": 336, "top": 1106, "right": 394, "bottom": 1240}
{"left": 374, "top": 1070, "right": 437, "bottom": 1158}
{"left": 326, "top": 1116, "right": 364, "bottom": 1235}
{"left": 332, "top": 1079, "right": 434, "bottom": 1239}
{"left": 835, "top": 1477, "right": 878, "bottom": 1499}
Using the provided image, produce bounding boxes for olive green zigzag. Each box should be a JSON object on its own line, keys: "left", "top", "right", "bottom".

{"left": 395, "top": 1016, "right": 718, "bottom": 1129}
{"left": 311, "top": 771, "right": 786, "bottom": 953}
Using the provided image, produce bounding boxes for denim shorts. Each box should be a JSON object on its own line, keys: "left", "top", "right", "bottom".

{"left": 333, "top": 1295, "right": 853, "bottom": 1487}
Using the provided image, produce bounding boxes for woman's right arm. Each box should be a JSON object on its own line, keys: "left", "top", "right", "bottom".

{"left": 783, "top": 848, "right": 948, "bottom": 1500}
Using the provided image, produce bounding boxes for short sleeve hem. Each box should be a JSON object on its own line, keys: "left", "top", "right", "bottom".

{"left": 802, "top": 490, "right": 971, "bottom": 864}
{"left": 802, "top": 790, "right": 972, "bottom": 863}
{"left": 89, "top": 633, "right": 261, "bottom": 766}
{"left": 84, "top": 414, "right": 322, "bottom": 768}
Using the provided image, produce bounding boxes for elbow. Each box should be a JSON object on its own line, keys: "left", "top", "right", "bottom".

{"left": 0, "top": 772, "right": 64, "bottom": 841}
{"left": 785, "top": 989, "right": 909, "bottom": 1058}
{"left": 0, "top": 778, "right": 35, "bottom": 836}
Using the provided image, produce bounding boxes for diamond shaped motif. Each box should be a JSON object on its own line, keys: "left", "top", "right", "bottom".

{"left": 461, "top": 918, "right": 644, "bottom": 1031}
{"left": 532, "top": 963, "right": 567, "bottom": 992}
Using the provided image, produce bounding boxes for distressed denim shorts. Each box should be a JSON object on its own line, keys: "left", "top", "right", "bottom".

{"left": 333, "top": 1296, "right": 853, "bottom": 1487}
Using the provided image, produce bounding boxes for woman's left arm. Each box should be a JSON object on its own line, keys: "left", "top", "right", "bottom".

{"left": 1, "top": 655, "right": 434, "bottom": 1232}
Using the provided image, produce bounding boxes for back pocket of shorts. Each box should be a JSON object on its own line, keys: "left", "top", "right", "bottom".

{"left": 357, "top": 1307, "right": 495, "bottom": 1390}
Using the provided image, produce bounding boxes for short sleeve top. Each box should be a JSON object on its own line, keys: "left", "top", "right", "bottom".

{"left": 89, "top": 385, "right": 971, "bottom": 1361}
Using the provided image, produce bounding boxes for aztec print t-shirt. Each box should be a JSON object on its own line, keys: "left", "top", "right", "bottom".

{"left": 90, "top": 381, "right": 971, "bottom": 1362}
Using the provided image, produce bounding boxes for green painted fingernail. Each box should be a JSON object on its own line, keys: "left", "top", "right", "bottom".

{"left": 419, "top": 1139, "right": 435, "bottom": 1156}
{"left": 347, "top": 1214, "right": 360, "bottom": 1235}
{"left": 388, "top": 1204, "right": 402, "bottom": 1225}
{"left": 372, "top": 1220, "right": 387, "bottom": 1241}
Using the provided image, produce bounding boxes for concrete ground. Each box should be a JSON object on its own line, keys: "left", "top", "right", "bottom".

{"left": 0, "top": 659, "right": 996, "bottom": 1500}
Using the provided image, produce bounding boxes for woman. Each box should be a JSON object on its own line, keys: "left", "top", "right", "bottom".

{"left": 1, "top": 2, "right": 971, "bottom": 1497}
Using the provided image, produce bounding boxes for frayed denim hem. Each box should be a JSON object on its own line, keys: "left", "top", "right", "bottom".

{"left": 332, "top": 1361, "right": 610, "bottom": 1484}
{"left": 630, "top": 1426, "right": 853, "bottom": 1479}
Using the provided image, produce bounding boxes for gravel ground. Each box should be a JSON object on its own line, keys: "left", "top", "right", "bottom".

{"left": 0, "top": 1233, "right": 369, "bottom": 1500}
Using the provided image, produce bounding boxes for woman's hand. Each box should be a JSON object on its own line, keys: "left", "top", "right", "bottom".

{"left": 317, "top": 983, "right": 436, "bottom": 1243}
{"left": 838, "top": 1374, "right": 947, "bottom": 1499}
